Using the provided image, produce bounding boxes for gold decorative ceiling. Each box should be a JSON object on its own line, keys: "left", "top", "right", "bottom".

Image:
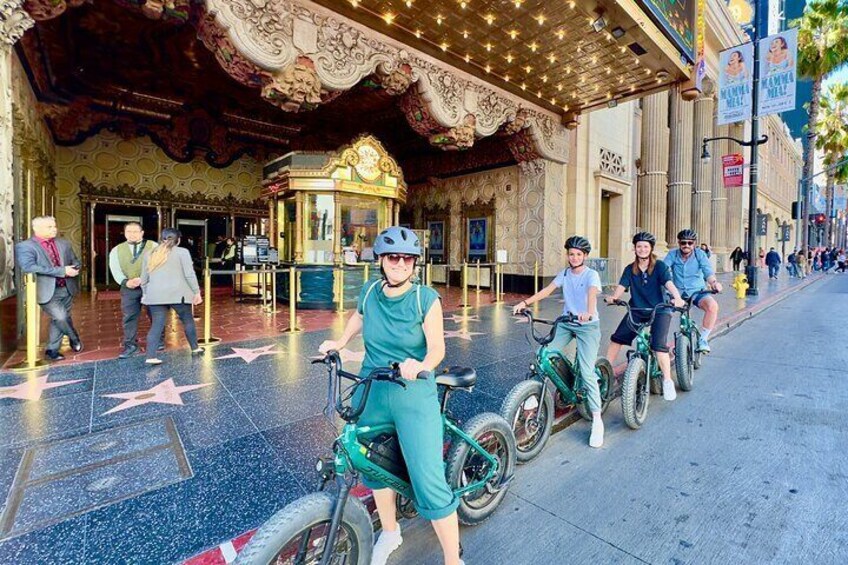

{"left": 316, "top": 0, "right": 692, "bottom": 115}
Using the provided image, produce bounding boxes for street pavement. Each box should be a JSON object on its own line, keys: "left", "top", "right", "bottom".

{"left": 391, "top": 272, "right": 848, "bottom": 564}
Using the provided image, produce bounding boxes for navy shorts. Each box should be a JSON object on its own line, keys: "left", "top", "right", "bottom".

{"left": 610, "top": 310, "right": 672, "bottom": 353}
{"left": 688, "top": 290, "right": 712, "bottom": 308}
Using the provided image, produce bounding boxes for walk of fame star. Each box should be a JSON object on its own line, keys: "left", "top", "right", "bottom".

{"left": 444, "top": 314, "right": 481, "bottom": 324}
{"left": 101, "top": 378, "right": 211, "bottom": 415}
{"left": 443, "top": 329, "right": 485, "bottom": 341}
{"left": 214, "top": 344, "right": 280, "bottom": 363}
{"left": 0, "top": 375, "right": 86, "bottom": 401}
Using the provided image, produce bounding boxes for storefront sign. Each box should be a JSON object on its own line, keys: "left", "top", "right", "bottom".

{"left": 636, "top": 0, "right": 696, "bottom": 63}
{"left": 758, "top": 28, "right": 798, "bottom": 117}
{"left": 722, "top": 153, "right": 745, "bottom": 187}
{"left": 717, "top": 42, "right": 754, "bottom": 125}
{"left": 780, "top": 224, "right": 791, "bottom": 242}
{"left": 756, "top": 213, "right": 768, "bottom": 236}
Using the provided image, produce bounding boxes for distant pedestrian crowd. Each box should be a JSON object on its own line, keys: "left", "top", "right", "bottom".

{"left": 729, "top": 244, "right": 847, "bottom": 279}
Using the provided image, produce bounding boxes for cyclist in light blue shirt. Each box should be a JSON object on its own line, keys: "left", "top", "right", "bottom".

{"left": 664, "top": 228, "right": 723, "bottom": 352}
{"left": 514, "top": 236, "right": 604, "bottom": 448}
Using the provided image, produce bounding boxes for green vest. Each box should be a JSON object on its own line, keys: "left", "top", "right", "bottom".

{"left": 117, "top": 240, "right": 150, "bottom": 280}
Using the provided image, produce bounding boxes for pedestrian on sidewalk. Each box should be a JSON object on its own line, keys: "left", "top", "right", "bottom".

{"left": 700, "top": 243, "right": 712, "bottom": 258}
{"left": 787, "top": 249, "right": 798, "bottom": 277}
{"left": 109, "top": 222, "right": 157, "bottom": 359}
{"left": 140, "top": 227, "right": 203, "bottom": 365}
{"left": 758, "top": 247, "right": 766, "bottom": 268}
{"left": 14, "top": 216, "right": 82, "bottom": 361}
{"left": 823, "top": 247, "right": 832, "bottom": 272}
{"left": 796, "top": 250, "right": 807, "bottom": 279}
{"left": 838, "top": 249, "right": 847, "bottom": 273}
{"left": 730, "top": 247, "right": 745, "bottom": 271}
{"left": 766, "top": 248, "right": 781, "bottom": 279}
{"left": 605, "top": 232, "right": 686, "bottom": 402}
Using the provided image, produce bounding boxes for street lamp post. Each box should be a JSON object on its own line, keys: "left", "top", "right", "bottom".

{"left": 701, "top": 133, "right": 768, "bottom": 294}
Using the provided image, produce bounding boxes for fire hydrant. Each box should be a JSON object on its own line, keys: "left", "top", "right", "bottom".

{"left": 732, "top": 273, "right": 749, "bottom": 299}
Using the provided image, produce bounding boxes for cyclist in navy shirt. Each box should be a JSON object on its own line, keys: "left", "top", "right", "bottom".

{"left": 605, "top": 232, "right": 685, "bottom": 401}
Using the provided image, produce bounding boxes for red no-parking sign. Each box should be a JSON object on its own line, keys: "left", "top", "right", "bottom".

{"left": 723, "top": 154, "right": 744, "bottom": 188}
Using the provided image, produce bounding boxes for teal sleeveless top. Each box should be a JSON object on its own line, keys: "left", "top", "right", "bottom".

{"left": 356, "top": 281, "right": 440, "bottom": 377}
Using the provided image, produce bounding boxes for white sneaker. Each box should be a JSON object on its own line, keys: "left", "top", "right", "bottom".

{"left": 662, "top": 379, "right": 677, "bottom": 401}
{"left": 589, "top": 417, "right": 604, "bottom": 448}
{"left": 370, "top": 526, "right": 402, "bottom": 565}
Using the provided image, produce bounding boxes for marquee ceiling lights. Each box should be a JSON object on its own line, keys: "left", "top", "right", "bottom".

{"left": 321, "top": 0, "right": 689, "bottom": 114}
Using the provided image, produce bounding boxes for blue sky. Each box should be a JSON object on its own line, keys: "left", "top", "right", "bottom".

{"left": 823, "top": 66, "right": 848, "bottom": 89}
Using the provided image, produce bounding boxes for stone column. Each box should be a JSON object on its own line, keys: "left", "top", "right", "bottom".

{"left": 711, "top": 124, "right": 729, "bottom": 263}
{"left": 667, "top": 87, "right": 694, "bottom": 243}
{"left": 637, "top": 92, "right": 669, "bottom": 248}
{"left": 725, "top": 122, "right": 746, "bottom": 251}
{"left": 691, "top": 85, "right": 714, "bottom": 242}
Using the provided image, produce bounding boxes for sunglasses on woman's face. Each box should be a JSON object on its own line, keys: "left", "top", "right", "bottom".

{"left": 384, "top": 254, "right": 416, "bottom": 266}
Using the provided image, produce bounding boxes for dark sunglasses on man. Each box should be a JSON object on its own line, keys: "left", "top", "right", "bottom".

{"left": 678, "top": 240, "right": 695, "bottom": 247}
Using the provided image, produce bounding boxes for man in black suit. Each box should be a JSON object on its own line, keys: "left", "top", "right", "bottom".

{"left": 15, "top": 216, "right": 82, "bottom": 360}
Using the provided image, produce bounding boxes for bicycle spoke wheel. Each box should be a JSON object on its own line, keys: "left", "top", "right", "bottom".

{"left": 500, "top": 379, "right": 553, "bottom": 462}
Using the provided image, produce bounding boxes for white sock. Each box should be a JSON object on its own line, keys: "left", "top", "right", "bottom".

{"left": 700, "top": 328, "right": 711, "bottom": 340}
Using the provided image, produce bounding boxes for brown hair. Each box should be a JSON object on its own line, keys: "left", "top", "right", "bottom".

{"left": 146, "top": 227, "right": 180, "bottom": 273}
{"left": 631, "top": 253, "right": 657, "bottom": 276}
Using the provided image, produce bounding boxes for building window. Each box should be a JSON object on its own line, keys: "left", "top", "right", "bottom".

{"left": 599, "top": 148, "right": 627, "bottom": 178}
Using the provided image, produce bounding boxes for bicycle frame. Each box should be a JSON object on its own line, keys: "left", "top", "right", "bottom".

{"left": 521, "top": 310, "right": 592, "bottom": 407}
{"left": 334, "top": 416, "right": 500, "bottom": 500}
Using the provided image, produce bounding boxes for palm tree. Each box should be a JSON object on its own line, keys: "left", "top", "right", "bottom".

{"left": 793, "top": 0, "right": 848, "bottom": 250}
{"left": 815, "top": 83, "right": 848, "bottom": 245}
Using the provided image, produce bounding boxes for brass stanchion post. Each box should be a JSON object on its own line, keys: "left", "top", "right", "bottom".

{"left": 494, "top": 263, "right": 502, "bottom": 303}
{"left": 285, "top": 265, "right": 301, "bottom": 333}
{"left": 11, "top": 274, "right": 47, "bottom": 371}
{"left": 475, "top": 262, "right": 482, "bottom": 294}
{"left": 336, "top": 267, "right": 345, "bottom": 314}
{"left": 426, "top": 263, "right": 432, "bottom": 287}
{"left": 460, "top": 262, "right": 470, "bottom": 308}
{"left": 363, "top": 263, "right": 370, "bottom": 283}
{"left": 260, "top": 265, "right": 269, "bottom": 314}
{"left": 534, "top": 260, "right": 539, "bottom": 294}
{"left": 271, "top": 267, "right": 277, "bottom": 314}
{"left": 199, "top": 257, "right": 220, "bottom": 346}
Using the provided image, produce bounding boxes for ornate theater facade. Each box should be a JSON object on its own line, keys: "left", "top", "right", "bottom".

{"left": 1, "top": 0, "right": 716, "bottom": 345}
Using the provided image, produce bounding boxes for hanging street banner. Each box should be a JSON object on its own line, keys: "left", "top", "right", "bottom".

{"left": 810, "top": 183, "right": 826, "bottom": 215}
{"left": 694, "top": 0, "right": 707, "bottom": 91}
{"left": 834, "top": 184, "right": 847, "bottom": 215}
{"left": 758, "top": 28, "right": 798, "bottom": 117}
{"left": 722, "top": 153, "right": 745, "bottom": 187}
{"left": 717, "top": 42, "right": 754, "bottom": 125}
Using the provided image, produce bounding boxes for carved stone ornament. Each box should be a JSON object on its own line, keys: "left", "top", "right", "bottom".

{"left": 376, "top": 61, "right": 413, "bottom": 96}
{"left": 261, "top": 58, "right": 323, "bottom": 112}
{"left": 429, "top": 114, "right": 476, "bottom": 151}
{"left": 2, "top": 0, "right": 35, "bottom": 47}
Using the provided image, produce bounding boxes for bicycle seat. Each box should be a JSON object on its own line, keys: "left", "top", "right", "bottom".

{"left": 435, "top": 367, "right": 477, "bottom": 389}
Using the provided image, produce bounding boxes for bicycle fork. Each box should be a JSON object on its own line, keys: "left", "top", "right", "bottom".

{"left": 316, "top": 476, "right": 352, "bottom": 565}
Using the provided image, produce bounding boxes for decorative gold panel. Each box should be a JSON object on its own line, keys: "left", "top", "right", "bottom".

{"left": 318, "top": 0, "right": 691, "bottom": 113}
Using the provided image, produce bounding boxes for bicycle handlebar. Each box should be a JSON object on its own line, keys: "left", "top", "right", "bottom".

{"left": 516, "top": 309, "right": 579, "bottom": 346}
{"left": 316, "top": 351, "right": 429, "bottom": 421}
{"left": 607, "top": 300, "right": 675, "bottom": 328}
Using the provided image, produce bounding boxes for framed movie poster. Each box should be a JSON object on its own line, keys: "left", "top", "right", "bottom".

{"left": 428, "top": 221, "right": 445, "bottom": 256}
{"left": 467, "top": 217, "right": 487, "bottom": 257}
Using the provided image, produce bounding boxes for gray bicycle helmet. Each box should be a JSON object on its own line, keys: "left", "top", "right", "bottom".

{"left": 632, "top": 231, "right": 656, "bottom": 247}
{"left": 677, "top": 228, "right": 698, "bottom": 241}
{"left": 564, "top": 235, "right": 591, "bottom": 254}
{"left": 373, "top": 226, "right": 422, "bottom": 257}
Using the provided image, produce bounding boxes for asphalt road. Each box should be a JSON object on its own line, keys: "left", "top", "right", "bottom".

{"left": 391, "top": 274, "right": 847, "bottom": 564}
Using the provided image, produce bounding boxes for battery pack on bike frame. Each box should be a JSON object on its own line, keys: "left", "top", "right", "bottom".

{"left": 548, "top": 354, "right": 576, "bottom": 390}
{"left": 364, "top": 433, "right": 410, "bottom": 483}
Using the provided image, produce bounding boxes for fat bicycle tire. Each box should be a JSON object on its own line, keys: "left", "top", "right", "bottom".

{"left": 500, "top": 379, "right": 554, "bottom": 463}
{"left": 675, "top": 334, "right": 694, "bottom": 391}
{"left": 577, "top": 358, "right": 615, "bottom": 421}
{"left": 692, "top": 329, "right": 703, "bottom": 370}
{"left": 234, "top": 491, "right": 373, "bottom": 565}
{"left": 621, "top": 357, "right": 649, "bottom": 430}
{"left": 446, "top": 412, "right": 516, "bottom": 526}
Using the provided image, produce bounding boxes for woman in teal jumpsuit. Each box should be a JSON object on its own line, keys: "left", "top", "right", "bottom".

{"left": 319, "top": 226, "right": 462, "bottom": 565}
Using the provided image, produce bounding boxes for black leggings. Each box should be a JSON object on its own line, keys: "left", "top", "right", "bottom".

{"left": 146, "top": 303, "right": 197, "bottom": 357}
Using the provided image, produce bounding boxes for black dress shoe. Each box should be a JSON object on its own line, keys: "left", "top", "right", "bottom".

{"left": 70, "top": 339, "right": 83, "bottom": 353}
{"left": 118, "top": 344, "right": 139, "bottom": 359}
{"left": 45, "top": 350, "right": 65, "bottom": 361}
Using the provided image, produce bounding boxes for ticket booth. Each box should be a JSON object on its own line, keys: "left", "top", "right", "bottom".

{"left": 263, "top": 135, "right": 406, "bottom": 309}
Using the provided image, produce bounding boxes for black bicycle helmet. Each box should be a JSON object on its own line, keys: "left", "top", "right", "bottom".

{"left": 632, "top": 231, "right": 656, "bottom": 247}
{"left": 564, "top": 235, "right": 591, "bottom": 254}
{"left": 677, "top": 228, "right": 698, "bottom": 241}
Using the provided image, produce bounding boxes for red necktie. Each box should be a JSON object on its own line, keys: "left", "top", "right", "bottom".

{"left": 46, "top": 239, "right": 66, "bottom": 287}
